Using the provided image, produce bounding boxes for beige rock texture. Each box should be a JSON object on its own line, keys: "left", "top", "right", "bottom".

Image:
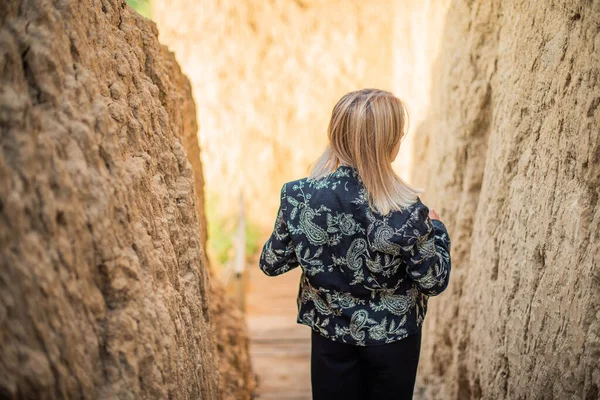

{"left": 390, "top": 0, "right": 452, "bottom": 181}
{"left": 152, "top": 0, "right": 396, "bottom": 232}
{"left": 0, "top": 0, "right": 229, "bottom": 398}
{"left": 206, "top": 279, "right": 256, "bottom": 400}
{"left": 412, "top": 1, "right": 600, "bottom": 399}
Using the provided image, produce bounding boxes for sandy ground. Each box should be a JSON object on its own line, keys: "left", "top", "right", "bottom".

{"left": 246, "top": 265, "right": 312, "bottom": 399}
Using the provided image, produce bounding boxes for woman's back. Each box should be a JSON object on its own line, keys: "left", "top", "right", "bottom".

{"left": 259, "top": 164, "right": 451, "bottom": 346}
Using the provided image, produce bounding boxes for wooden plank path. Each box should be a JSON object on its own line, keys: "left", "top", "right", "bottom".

{"left": 246, "top": 265, "right": 312, "bottom": 399}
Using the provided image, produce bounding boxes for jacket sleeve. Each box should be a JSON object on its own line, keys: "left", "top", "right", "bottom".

{"left": 259, "top": 183, "right": 300, "bottom": 276}
{"left": 402, "top": 203, "right": 451, "bottom": 296}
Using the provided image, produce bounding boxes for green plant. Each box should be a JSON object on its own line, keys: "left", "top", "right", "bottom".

{"left": 205, "top": 192, "right": 262, "bottom": 269}
{"left": 126, "top": 0, "right": 152, "bottom": 19}
{"left": 244, "top": 219, "right": 261, "bottom": 258}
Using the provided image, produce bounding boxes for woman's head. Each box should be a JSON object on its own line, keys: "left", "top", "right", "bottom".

{"left": 329, "top": 89, "right": 407, "bottom": 166}
{"left": 309, "top": 89, "right": 422, "bottom": 214}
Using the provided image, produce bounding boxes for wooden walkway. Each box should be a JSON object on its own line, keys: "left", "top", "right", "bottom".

{"left": 246, "top": 265, "right": 312, "bottom": 399}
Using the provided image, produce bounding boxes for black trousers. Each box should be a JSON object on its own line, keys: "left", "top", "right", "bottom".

{"left": 311, "top": 330, "right": 422, "bottom": 400}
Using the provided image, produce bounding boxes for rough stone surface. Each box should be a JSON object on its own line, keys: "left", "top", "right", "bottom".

{"left": 0, "top": 1, "right": 222, "bottom": 398}
{"left": 207, "top": 280, "right": 256, "bottom": 400}
{"left": 411, "top": 1, "right": 600, "bottom": 399}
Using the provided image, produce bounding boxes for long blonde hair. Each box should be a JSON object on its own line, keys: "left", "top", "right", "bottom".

{"left": 309, "top": 89, "right": 422, "bottom": 215}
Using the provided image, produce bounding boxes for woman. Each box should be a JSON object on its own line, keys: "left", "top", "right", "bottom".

{"left": 259, "top": 88, "right": 452, "bottom": 400}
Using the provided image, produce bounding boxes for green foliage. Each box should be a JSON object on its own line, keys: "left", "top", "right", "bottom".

{"left": 206, "top": 192, "right": 261, "bottom": 268}
{"left": 126, "top": 0, "right": 152, "bottom": 19}
{"left": 245, "top": 220, "right": 261, "bottom": 257}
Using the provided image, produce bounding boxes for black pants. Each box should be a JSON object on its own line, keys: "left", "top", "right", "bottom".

{"left": 311, "top": 330, "right": 422, "bottom": 400}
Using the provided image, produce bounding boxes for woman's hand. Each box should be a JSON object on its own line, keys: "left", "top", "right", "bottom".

{"left": 429, "top": 208, "right": 440, "bottom": 221}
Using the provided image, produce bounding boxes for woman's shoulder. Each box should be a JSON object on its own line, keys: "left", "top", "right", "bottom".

{"left": 281, "top": 177, "right": 309, "bottom": 193}
{"left": 385, "top": 197, "right": 430, "bottom": 230}
{"left": 410, "top": 197, "right": 428, "bottom": 213}
{"left": 378, "top": 196, "right": 427, "bottom": 218}
{"left": 285, "top": 173, "right": 357, "bottom": 193}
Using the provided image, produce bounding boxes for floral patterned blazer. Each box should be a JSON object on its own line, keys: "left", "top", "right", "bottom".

{"left": 259, "top": 165, "right": 451, "bottom": 346}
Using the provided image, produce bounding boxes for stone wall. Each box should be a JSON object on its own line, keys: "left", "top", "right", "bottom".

{"left": 411, "top": 1, "right": 600, "bottom": 398}
{"left": 0, "top": 0, "right": 222, "bottom": 398}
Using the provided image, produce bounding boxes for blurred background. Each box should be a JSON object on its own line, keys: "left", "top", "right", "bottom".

{"left": 126, "top": 0, "right": 450, "bottom": 277}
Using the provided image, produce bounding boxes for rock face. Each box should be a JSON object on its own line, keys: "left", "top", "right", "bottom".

{"left": 411, "top": 1, "right": 600, "bottom": 398}
{"left": 206, "top": 280, "right": 256, "bottom": 400}
{"left": 0, "top": 1, "right": 222, "bottom": 398}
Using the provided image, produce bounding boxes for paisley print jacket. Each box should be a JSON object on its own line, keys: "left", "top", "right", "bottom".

{"left": 259, "top": 166, "right": 451, "bottom": 346}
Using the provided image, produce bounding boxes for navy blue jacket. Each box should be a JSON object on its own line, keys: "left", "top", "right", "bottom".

{"left": 259, "top": 165, "right": 451, "bottom": 346}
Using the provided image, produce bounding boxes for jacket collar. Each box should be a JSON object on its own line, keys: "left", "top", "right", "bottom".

{"left": 333, "top": 165, "right": 362, "bottom": 182}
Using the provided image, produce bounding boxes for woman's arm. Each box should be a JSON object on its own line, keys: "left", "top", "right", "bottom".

{"left": 403, "top": 204, "right": 451, "bottom": 296}
{"left": 259, "top": 183, "right": 300, "bottom": 276}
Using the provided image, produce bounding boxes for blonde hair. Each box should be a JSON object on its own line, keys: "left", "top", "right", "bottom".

{"left": 309, "top": 89, "right": 422, "bottom": 215}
